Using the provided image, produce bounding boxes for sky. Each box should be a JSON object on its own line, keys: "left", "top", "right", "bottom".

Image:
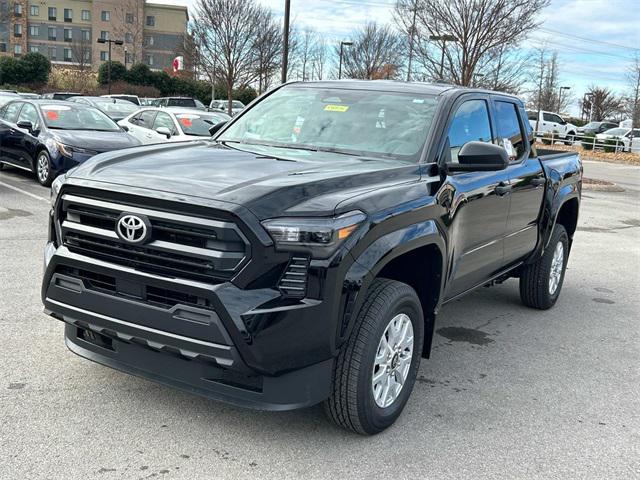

{"left": 155, "top": 0, "right": 640, "bottom": 115}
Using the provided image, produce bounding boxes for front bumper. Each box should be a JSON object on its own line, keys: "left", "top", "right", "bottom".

{"left": 43, "top": 244, "right": 335, "bottom": 410}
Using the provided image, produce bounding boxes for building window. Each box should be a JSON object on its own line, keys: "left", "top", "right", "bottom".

{"left": 84, "top": 50, "right": 90, "bottom": 62}
{"left": 146, "top": 16, "right": 155, "bottom": 26}
{"left": 14, "top": 24, "right": 22, "bottom": 37}
{"left": 101, "top": 11, "right": 110, "bottom": 21}
{"left": 81, "top": 10, "right": 90, "bottom": 21}
{"left": 14, "top": 3, "right": 22, "bottom": 16}
{"left": 29, "top": 45, "right": 39, "bottom": 53}
{"left": 30, "top": 5, "right": 39, "bottom": 16}
{"left": 63, "top": 48, "right": 72, "bottom": 61}
{"left": 125, "top": 32, "right": 133, "bottom": 43}
{"left": 48, "top": 7, "right": 57, "bottom": 21}
{"left": 64, "top": 8, "right": 72, "bottom": 22}
{"left": 100, "top": 51, "right": 108, "bottom": 61}
{"left": 147, "top": 54, "right": 154, "bottom": 66}
{"left": 0, "top": 43, "right": 6, "bottom": 53}
{"left": 100, "top": 31, "right": 109, "bottom": 41}
{"left": 48, "top": 27, "right": 56, "bottom": 41}
{"left": 125, "top": 51, "right": 132, "bottom": 64}
{"left": 14, "top": 44, "right": 22, "bottom": 55}
{"left": 29, "top": 25, "right": 39, "bottom": 37}
{"left": 64, "top": 28, "right": 72, "bottom": 42}
{"left": 49, "top": 46, "right": 57, "bottom": 60}
{"left": 81, "top": 30, "right": 90, "bottom": 41}
{"left": 126, "top": 13, "right": 134, "bottom": 23}
{"left": 146, "top": 35, "right": 154, "bottom": 46}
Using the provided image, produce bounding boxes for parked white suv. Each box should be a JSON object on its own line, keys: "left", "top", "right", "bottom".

{"left": 527, "top": 110, "right": 578, "bottom": 144}
{"left": 595, "top": 127, "right": 640, "bottom": 152}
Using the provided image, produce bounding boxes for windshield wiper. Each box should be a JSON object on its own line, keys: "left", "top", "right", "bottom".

{"left": 222, "top": 139, "right": 318, "bottom": 152}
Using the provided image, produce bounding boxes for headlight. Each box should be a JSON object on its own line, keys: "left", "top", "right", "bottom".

{"left": 50, "top": 174, "right": 65, "bottom": 207}
{"left": 262, "top": 210, "right": 366, "bottom": 258}
{"left": 54, "top": 141, "right": 96, "bottom": 158}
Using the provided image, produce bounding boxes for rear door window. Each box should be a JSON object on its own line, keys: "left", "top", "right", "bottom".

{"left": 3, "top": 102, "right": 23, "bottom": 123}
{"left": 494, "top": 100, "right": 525, "bottom": 162}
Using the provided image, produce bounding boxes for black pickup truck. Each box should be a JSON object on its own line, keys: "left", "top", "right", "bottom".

{"left": 42, "top": 81, "right": 581, "bottom": 434}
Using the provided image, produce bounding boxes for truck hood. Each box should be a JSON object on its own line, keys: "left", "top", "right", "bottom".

{"left": 69, "top": 141, "right": 421, "bottom": 218}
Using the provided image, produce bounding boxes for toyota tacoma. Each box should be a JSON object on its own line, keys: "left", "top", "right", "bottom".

{"left": 43, "top": 81, "right": 581, "bottom": 434}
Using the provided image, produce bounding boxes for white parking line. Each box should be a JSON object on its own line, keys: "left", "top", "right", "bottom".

{"left": 0, "top": 180, "right": 49, "bottom": 203}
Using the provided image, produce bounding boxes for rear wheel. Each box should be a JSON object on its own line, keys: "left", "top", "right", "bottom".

{"left": 35, "top": 150, "right": 53, "bottom": 187}
{"left": 324, "top": 278, "right": 424, "bottom": 435}
{"left": 519, "top": 224, "right": 569, "bottom": 309}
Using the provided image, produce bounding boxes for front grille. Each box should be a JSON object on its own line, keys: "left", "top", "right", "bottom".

{"left": 58, "top": 194, "right": 249, "bottom": 283}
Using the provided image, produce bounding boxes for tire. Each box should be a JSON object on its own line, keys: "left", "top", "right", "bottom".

{"left": 519, "top": 224, "right": 569, "bottom": 310}
{"left": 35, "top": 150, "right": 54, "bottom": 187}
{"left": 564, "top": 132, "right": 575, "bottom": 146}
{"left": 324, "top": 278, "right": 424, "bottom": 435}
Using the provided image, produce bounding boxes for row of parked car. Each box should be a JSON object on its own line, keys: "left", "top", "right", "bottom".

{"left": 0, "top": 92, "right": 233, "bottom": 186}
{"left": 527, "top": 109, "right": 638, "bottom": 152}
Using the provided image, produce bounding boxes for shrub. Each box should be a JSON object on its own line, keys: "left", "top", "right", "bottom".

{"left": 98, "top": 61, "right": 127, "bottom": 85}
{"left": 603, "top": 138, "right": 624, "bottom": 153}
{"left": 125, "top": 63, "right": 154, "bottom": 86}
{"left": 20, "top": 52, "right": 51, "bottom": 84}
{"left": 581, "top": 133, "right": 596, "bottom": 150}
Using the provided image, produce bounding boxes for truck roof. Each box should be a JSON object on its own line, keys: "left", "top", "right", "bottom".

{"left": 286, "top": 79, "right": 520, "bottom": 100}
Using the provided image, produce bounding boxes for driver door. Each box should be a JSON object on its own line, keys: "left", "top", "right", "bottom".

{"left": 441, "top": 96, "right": 511, "bottom": 300}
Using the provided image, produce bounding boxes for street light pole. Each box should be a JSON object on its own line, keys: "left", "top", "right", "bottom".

{"left": 281, "top": 0, "right": 290, "bottom": 83}
{"left": 97, "top": 37, "right": 124, "bottom": 95}
{"left": 557, "top": 86, "right": 570, "bottom": 112}
{"left": 429, "top": 34, "right": 457, "bottom": 81}
{"left": 406, "top": 0, "right": 417, "bottom": 82}
{"left": 338, "top": 41, "right": 353, "bottom": 80}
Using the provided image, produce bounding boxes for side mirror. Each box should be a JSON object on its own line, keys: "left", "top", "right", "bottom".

{"left": 16, "top": 120, "right": 33, "bottom": 132}
{"left": 446, "top": 141, "right": 509, "bottom": 173}
{"left": 209, "top": 121, "right": 228, "bottom": 136}
{"left": 155, "top": 126, "right": 172, "bottom": 138}
{"left": 120, "top": 125, "right": 129, "bottom": 132}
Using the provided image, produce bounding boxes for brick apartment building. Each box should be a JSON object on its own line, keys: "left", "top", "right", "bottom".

{"left": 0, "top": 0, "right": 188, "bottom": 71}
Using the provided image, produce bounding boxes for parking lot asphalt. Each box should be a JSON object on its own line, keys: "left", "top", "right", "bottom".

{"left": 1, "top": 160, "right": 638, "bottom": 480}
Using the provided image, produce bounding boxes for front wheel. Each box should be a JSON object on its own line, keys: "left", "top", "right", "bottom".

{"left": 519, "top": 224, "right": 569, "bottom": 309}
{"left": 35, "top": 150, "right": 54, "bottom": 187}
{"left": 324, "top": 278, "right": 424, "bottom": 435}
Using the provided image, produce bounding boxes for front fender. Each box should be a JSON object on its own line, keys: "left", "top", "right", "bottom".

{"left": 339, "top": 220, "right": 446, "bottom": 346}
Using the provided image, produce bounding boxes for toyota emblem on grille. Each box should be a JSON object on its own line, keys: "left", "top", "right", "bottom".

{"left": 116, "top": 213, "right": 151, "bottom": 244}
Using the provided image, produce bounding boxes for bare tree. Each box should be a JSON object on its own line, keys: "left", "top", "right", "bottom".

{"left": 579, "top": 86, "right": 624, "bottom": 121}
{"left": 337, "top": 22, "right": 403, "bottom": 80}
{"left": 113, "top": 0, "right": 145, "bottom": 65}
{"left": 395, "top": 0, "right": 550, "bottom": 86}
{"left": 195, "top": 0, "right": 263, "bottom": 114}
{"left": 252, "top": 8, "right": 281, "bottom": 93}
{"left": 474, "top": 45, "right": 531, "bottom": 94}
{"left": 625, "top": 55, "right": 640, "bottom": 128}
{"left": 311, "top": 34, "right": 328, "bottom": 80}
{"left": 70, "top": 35, "right": 92, "bottom": 73}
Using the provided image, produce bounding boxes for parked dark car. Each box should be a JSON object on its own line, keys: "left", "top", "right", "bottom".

{"left": 576, "top": 121, "right": 619, "bottom": 136}
{"left": 43, "top": 81, "right": 582, "bottom": 434}
{"left": 69, "top": 96, "right": 139, "bottom": 122}
{"left": 0, "top": 100, "right": 140, "bottom": 186}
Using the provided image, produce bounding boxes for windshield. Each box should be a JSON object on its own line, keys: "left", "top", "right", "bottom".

{"left": 41, "top": 104, "right": 121, "bottom": 131}
{"left": 176, "top": 112, "right": 229, "bottom": 136}
{"left": 602, "top": 128, "right": 627, "bottom": 136}
{"left": 232, "top": 101, "right": 244, "bottom": 109}
{"left": 94, "top": 99, "right": 139, "bottom": 115}
{"left": 583, "top": 122, "right": 599, "bottom": 129}
{"left": 219, "top": 87, "right": 439, "bottom": 161}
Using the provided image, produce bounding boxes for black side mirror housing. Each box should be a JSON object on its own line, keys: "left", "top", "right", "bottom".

{"left": 16, "top": 120, "right": 33, "bottom": 132}
{"left": 446, "top": 141, "right": 509, "bottom": 173}
{"left": 120, "top": 125, "right": 129, "bottom": 132}
{"left": 209, "top": 121, "right": 228, "bottom": 136}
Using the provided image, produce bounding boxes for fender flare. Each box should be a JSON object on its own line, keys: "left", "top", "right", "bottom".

{"left": 340, "top": 220, "right": 447, "bottom": 355}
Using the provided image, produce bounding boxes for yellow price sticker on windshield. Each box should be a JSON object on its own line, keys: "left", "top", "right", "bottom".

{"left": 324, "top": 104, "right": 349, "bottom": 112}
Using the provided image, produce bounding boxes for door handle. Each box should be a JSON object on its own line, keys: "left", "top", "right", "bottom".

{"left": 531, "top": 177, "right": 546, "bottom": 186}
{"left": 494, "top": 182, "right": 512, "bottom": 196}
{"left": 9, "top": 129, "right": 15, "bottom": 134}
